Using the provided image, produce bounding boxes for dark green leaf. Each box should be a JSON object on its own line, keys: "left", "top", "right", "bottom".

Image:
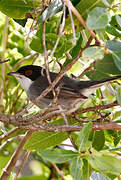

{"left": 30, "top": 36, "right": 42, "bottom": 53}
{"left": 30, "top": 33, "right": 73, "bottom": 58}
{"left": 37, "top": 0, "right": 62, "bottom": 23}
{"left": 24, "top": 132, "right": 68, "bottom": 150}
{"left": 106, "top": 40, "right": 121, "bottom": 52}
{"left": 77, "top": 122, "right": 92, "bottom": 152}
{"left": 13, "top": 18, "right": 27, "bottom": 27}
{"left": 37, "top": 149, "right": 78, "bottom": 163}
{"left": 86, "top": 54, "right": 121, "bottom": 80}
{"left": 0, "top": 0, "right": 40, "bottom": 19}
{"left": 86, "top": 7, "right": 108, "bottom": 30}
{"left": 112, "top": 52, "right": 121, "bottom": 71}
{"left": 92, "top": 131, "right": 105, "bottom": 151}
{"left": 106, "top": 25, "right": 121, "bottom": 38}
{"left": 96, "top": 54, "right": 121, "bottom": 75}
{"left": 110, "top": 15, "right": 121, "bottom": 31}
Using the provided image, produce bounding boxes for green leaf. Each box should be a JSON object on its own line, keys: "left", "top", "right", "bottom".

{"left": 112, "top": 52, "right": 121, "bottom": 71}
{"left": 0, "top": 152, "right": 11, "bottom": 169}
{"left": 106, "top": 40, "right": 121, "bottom": 52}
{"left": 86, "top": 149, "right": 121, "bottom": 176}
{"left": 70, "top": 157, "right": 83, "bottom": 180}
{"left": 75, "top": 0, "right": 109, "bottom": 18}
{"left": 106, "top": 25, "right": 121, "bottom": 38}
{"left": 86, "top": 54, "right": 121, "bottom": 80}
{"left": 110, "top": 15, "right": 121, "bottom": 31}
{"left": 86, "top": 7, "right": 109, "bottom": 30}
{"left": 30, "top": 33, "right": 73, "bottom": 58}
{"left": 116, "top": 86, "right": 121, "bottom": 106}
{"left": 24, "top": 132, "right": 68, "bottom": 150}
{"left": 0, "top": 0, "right": 40, "bottom": 19}
{"left": 82, "top": 47, "right": 104, "bottom": 60}
{"left": 70, "top": 158, "right": 91, "bottom": 180}
{"left": 37, "top": 0, "right": 62, "bottom": 23}
{"left": 37, "top": 149, "right": 78, "bottom": 163}
{"left": 96, "top": 54, "right": 121, "bottom": 75}
{"left": 77, "top": 122, "right": 92, "bottom": 152}
{"left": 92, "top": 131, "right": 105, "bottom": 151}
{"left": 30, "top": 36, "right": 42, "bottom": 53}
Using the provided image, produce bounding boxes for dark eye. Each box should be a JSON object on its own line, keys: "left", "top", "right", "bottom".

{"left": 25, "top": 69, "right": 32, "bottom": 76}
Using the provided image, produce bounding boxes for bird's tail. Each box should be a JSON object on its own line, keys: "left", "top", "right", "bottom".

{"left": 88, "top": 75, "right": 121, "bottom": 87}
{"left": 79, "top": 75, "right": 121, "bottom": 97}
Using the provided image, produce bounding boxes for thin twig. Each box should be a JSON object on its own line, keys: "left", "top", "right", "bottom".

{"left": 61, "top": 0, "right": 100, "bottom": 43}
{"left": 74, "top": 113, "right": 110, "bottom": 123}
{"left": 58, "top": 104, "right": 77, "bottom": 149}
{"left": 58, "top": 104, "right": 68, "bottom": 125}
{"left": 42, "top": 22, "right": 51, "bottom": 84}
{"left": 112, "top": 3, "right": 121, "bottom": 9}
{"left": 0, "top": 137, "right": 16, "bottom": 151}
{"left": 0, "top": 131, "right": 33, "bottom": 180}
{"left": 0, "top": 59, "right": 10, "bottom": 63}
{"left": 50, "top": 3, "right": 66, "bottom": 58}
{"left": 68, "top": 132, "right": 77, "bottom": 149}
{"left": 52, "top": 163, "right": 65, "bottom": 180}
{"left": 42, "top": 21, "right": 56, "bottom": 98}
{"left": 0, "top": 127, "right": 20, "bottom": 143}
{"left": 0, "top": 16, "right": 9, "bottom": 105}
{"left": 14, "top": 53, "right": 39, "bottom": 69}
{"left": 14, "top": 150, "right": 31, "bottom": 180}
{"left": 67, "top": 0, "right": 76, "bottom": 45}
{"left": 74, "top": 101, "right": 118, "bottom": 114}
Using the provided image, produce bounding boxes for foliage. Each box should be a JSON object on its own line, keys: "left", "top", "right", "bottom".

{"left": 0, "top": 0, "right": 121, "bottom": 179}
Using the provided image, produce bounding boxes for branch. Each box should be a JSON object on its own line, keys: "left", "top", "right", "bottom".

{"left": 74, "top": 101, "right": 118, "bottom": 114}
{"left": 0, "top": 59, "right": 10, "bottom": 63}
{"left": 20, "top": 123, "right": 121, "bottom": 132}
{"left": 61, "top": 0, "right": 100, "bottom": 43}
{"left": 14, "top": 53, "right": 39, "bottom": 69}
{"left": 0, "top": 102, "right": 118, "bottom": 126}
{"left": 0, "top": 127, "right": 20, "bottom": 143}
{"left": 14, "top": 151, "right": 31, "bottom": 180}
{"left": 0, "top": 131, "right": 33, "bottom": 180}
{"left": 50, "top": 3, "right": 66, "bottom": 57}
{"left": 67, "top": 1, "right": 76, "bottom": 45}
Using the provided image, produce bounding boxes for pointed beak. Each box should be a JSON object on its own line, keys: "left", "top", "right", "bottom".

{"left": 7, "top": 72, "right": 18, "bottom": 76}
{"left": 7, "top": 72, "right": 23, "bottom": 78}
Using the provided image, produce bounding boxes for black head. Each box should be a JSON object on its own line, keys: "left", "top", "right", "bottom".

{"left": 8, "top": 65, "right": 44, "bottom": 81}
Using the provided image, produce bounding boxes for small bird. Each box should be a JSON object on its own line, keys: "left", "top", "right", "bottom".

{"left": 8, "top": 65, "right": 121, "bottom": 113}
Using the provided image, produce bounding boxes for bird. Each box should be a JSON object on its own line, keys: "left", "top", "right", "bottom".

{"left": 7, "top": 65, "right": 121, "bottom": 114}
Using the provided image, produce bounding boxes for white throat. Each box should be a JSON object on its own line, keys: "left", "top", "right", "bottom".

{"left": 15, "top": 76, "right": 33, "bottom": 92}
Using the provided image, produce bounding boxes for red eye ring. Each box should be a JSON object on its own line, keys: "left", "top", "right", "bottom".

{"left": 25, "top": 69, "right": 32, "bottom": 76}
